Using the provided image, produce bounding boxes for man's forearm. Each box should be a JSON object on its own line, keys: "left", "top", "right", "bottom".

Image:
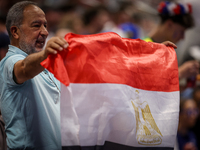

{"left": 14, "top": 50, "right": 47, "bottom": 84}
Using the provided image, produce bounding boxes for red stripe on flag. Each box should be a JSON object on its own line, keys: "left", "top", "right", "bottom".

{"left": 41, "top": 32, "right": 179, "bottom": 92}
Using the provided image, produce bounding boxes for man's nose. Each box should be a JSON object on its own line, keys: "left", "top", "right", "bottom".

{"left": 40, "top": 25, "right": 48, "bottom": 36}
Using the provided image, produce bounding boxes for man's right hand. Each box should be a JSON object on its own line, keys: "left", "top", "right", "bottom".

{"left": 43, "top": 37, "right": 68, "bottom": 57}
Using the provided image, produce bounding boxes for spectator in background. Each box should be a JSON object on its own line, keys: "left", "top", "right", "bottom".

{"left": 0, "top": 13, "right": 9, "bottom": 60}
{"left": 0, "top": 33, "right": 9, "bottom": 60}
{"left": 42, "top": 4, "right": 67, "bottom": 43}
{"left": 55, "top": 4, "right": 84, "bottom": 37}
{"left": 191, "top": 86, "right": 200, "bottom": 149}
{"left": 193, "top": 86, "right": 200, "bottom": 108}
{"left": 175, "top": 0, "right": 200, "bottom": 67}
{"left": 176, "top": 99, "right": 199, "bottom": 150}
{"left": 82, "top": 5, "right": 111, "bottom": 35}
{"left": 0, "top": 14, "right": 7, "bottom": 33}
{"left": 143, "top": 1, "right": 199, "bottom": 82}
{"left": 81, "top": 5, "right": 127, "bottom": 38}
{"left": 42, "top": 5, "right": 64, "bottom": 34}
{"left": 113, "top": 3, "right": 142, "bottom": 39}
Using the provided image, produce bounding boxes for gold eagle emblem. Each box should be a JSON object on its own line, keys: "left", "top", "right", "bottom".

{"left": 131, "top": 90, "right": 162, "bottom": 145}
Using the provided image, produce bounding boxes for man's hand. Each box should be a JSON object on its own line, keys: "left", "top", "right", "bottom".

{"left": 161, "top": 41, "right": 177, "bottom": 49}
{"left": 179, "top": 60, "right": 199, "bottom": 79}
{"left": 44, "top": 37, "right": 68, "bottom": 57}
{"left": 14, "top": 37, "right": 69, "bottom": 84}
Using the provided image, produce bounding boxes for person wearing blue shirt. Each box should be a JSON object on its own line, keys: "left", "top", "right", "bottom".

{"left": 0, "top": 1, "right": 68, "bottom": 149}
{"left": 177, "top": 99, "right": 199, "bottom": 150}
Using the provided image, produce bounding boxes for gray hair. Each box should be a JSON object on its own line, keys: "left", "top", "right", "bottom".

{"left": 6, "top": 1, "right": 38, "bottom": 39}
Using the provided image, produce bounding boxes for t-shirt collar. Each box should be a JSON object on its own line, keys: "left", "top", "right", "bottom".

{"left": 8, "top": 45, "right": 28, "bottom": 57}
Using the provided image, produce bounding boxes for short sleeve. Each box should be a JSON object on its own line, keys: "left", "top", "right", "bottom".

{"left": 2, "top": 54, "right": 26, "bottom": 86}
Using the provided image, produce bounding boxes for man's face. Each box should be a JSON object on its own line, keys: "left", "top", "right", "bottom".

{"left": 18, "top": 5, "right": 48, "bottom": 54}
{"left": 168, "top": 23, "right": 186, "bottom": 44}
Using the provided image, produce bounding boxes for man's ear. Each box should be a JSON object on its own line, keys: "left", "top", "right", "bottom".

{"left": 10, "top": 26, "right": 20, "bottom": 39}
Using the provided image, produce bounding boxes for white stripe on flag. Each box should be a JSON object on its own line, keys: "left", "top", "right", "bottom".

{"left": 61, "top": 83, "right": 179, "bottom": 147}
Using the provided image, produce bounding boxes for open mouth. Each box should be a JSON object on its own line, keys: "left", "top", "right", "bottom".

{"left": 36, "top": 40, "right": 45, "bottom": 48}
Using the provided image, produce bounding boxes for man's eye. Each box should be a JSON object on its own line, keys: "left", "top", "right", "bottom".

{"left": 34, "top": 25, "right": 40, "bottom": 27}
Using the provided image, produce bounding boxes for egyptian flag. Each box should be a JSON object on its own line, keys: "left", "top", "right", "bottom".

{"left": 41, "top": 32, "right": 179, "bottom": 150}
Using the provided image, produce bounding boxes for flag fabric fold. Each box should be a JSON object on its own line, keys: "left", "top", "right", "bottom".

{"left": 41, "top": 32, "right": 179, "bottom": 150}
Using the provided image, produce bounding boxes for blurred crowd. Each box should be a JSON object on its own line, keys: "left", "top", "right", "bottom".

{"left": 1, "top": 0, "right": 200, "bottom": 150}
{"left": 0, "top": 0, "right": 174, "bottom": 59}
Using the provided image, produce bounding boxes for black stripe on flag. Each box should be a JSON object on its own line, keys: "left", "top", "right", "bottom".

{"left": 62, "top": 141, "right": 173, "bottom": 150}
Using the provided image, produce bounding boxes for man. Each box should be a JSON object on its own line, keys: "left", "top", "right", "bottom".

{"left": 143, "top": 1, "right": 199, "bottom": 80}
{"left": 0, "top": 1, "right": 68, "bottom": 149}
